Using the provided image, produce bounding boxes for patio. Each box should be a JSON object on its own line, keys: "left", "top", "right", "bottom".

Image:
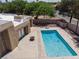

{"left": 1, "top": 27, "right": 79, "bottom": 59}
{"left": 1, "top": 28, "right": 38, "bottom": 59}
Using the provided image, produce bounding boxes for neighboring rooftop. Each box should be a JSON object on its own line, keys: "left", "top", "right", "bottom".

{"left": 0, "top": 20, "right": 9, "bottom": 26}
{"left": 0, "top": 20, "right": 13, "bottom": 32}
{"left": 0, "top": 14, "right": 32, "bottom": 27}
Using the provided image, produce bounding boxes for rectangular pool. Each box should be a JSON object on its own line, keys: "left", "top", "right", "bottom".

{"left": 41, "top": 30, "right": 77, "bottom": 57}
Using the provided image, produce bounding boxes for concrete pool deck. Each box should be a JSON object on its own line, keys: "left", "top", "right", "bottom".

{"left": 1, "top": 27, "right": 79, "bottom": 59}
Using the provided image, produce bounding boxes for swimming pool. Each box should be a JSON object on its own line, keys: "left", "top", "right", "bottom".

{"left": 41, "top": 30, "right": 77, "bottom": 57}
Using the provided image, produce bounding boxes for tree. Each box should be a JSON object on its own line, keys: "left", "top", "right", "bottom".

{"left": 33, "top": 3, "right": 54, "bottom": 19}
{"left": 12, "top": 0, "right": 27, "bottom": 15}
{"left": 0, "top": 3, "right": 3, "bottom": 12}
{"left": 24, "top": 2, "right": 39, "bottom": 15}
{"left": 0, "top": 0, "right": 27, "bottom": 14}
{"left": 59, "top": 0, "right": 79, "bottom": 32}
{"left": 0, "top": 3, "right": 9, "bottom": 13}
{"left": 68, "top": 0, "right": 75, "bottom": 23}
{"left": 59, "top": 0, "right": 76, "bottom": 23}
{"left": 24, "top": 2, "right": 55, "bottom": 19}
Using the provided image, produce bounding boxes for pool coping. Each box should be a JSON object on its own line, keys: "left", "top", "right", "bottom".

{"left": 37, "top": 27, "right": 79, "bottom": 59}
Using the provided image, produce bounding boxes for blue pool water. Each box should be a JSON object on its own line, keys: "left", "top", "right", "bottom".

{"left": 41, "top": 30, "right": 77, "bottom": 57}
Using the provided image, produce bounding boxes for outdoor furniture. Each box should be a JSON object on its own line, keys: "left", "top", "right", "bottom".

{"left": 57, "top": 20, "right": 67, "bottom": 29}
{"left": 30, "top": 36, "right": 35, "bottom": 41}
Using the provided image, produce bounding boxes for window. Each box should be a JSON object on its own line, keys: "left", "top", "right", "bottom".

{"left": 18, "top": 28, "right": 25, "bottom": 39}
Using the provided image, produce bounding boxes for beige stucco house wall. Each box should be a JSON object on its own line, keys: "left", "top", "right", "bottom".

{"left": 15, "top": 18, "right": 31, "bottom": 40}
{"left": 0, "top": 15, "right": 32, "bottom": 58}
{"left": 0, "top": 20, "right": 18, "bottom": 58}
